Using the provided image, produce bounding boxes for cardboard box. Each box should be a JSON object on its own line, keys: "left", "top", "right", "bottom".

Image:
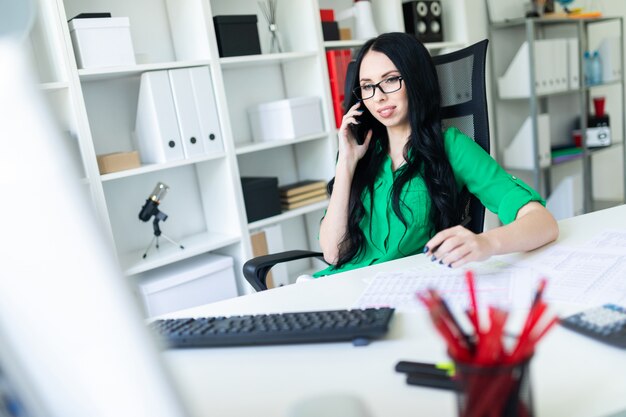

{"left": 96, "top": 151, "right": 140, "bottom": 174}
{"left": 136, "top": 253, "right": 237, "bottom": 317}
{"left": 68, "top": 17, "right": 135, "bottom": 69}
{"left": 248, "top": 96, "right": 324, "bottom": 141}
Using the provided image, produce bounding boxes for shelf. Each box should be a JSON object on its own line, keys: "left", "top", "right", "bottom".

{"left": 39, "top": 81, "right": 69, "bottom": 91}
{"left": 585, "top": 79, "right": 623, "bottom": 89}
{"left": 592, "top": 199, "right": 624, "bottom": 212}
{"left": 491, "top": 16, "right": 619, "bottom": 29}
{"left": 100, "top": 152, "right": 227, "bottom": 182}
{"left": 219, "top": 51, "right": 318, "bottom": 69}
{"left": 324, "top": 40, "right": 366, "bottom": 50}
{"left": 248, "top": 199, "right": 329, "bottom": 231}
{"left": 547, "top": 143, "right": 622, "bottom": 166}
{"left": 78, "top": 60, "right": 213, "bottom": 82}
{"left": 324, "top": 40, "right": 464, "bottom": 52}
{"left": 121, "top": 231, "right": 241, "bottom": 276}
{"left": 235, "top": 132, "right": 330, "bottom": 155}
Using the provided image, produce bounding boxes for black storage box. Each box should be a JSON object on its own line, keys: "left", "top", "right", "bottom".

{"left": 213, "top": 15, "right": 261, "bottom": 57}
{"left": 321, "top": 21, "right": 340, "bottom": 41}
{"left": 241, "top": 177, "right": 282, "bottom": 222}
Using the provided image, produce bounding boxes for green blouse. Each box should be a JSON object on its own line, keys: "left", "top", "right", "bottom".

{"left": 313, "top": 127, "right": 544, "bottom": 277}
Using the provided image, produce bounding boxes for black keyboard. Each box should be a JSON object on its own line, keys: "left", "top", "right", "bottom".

{"left": 149, "top": 307, "right": 395, "bottom": 348}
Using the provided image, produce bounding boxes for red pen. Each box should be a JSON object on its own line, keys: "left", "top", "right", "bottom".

{"left": 427, "top": 289, "right": 474, "bottom": 352}
{"left": 465, "top": 270, "right": 480, "bottom": 331}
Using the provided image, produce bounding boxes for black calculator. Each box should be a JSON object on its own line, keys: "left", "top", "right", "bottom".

{"left": 560, "top": 304, "right": 626, "bottom": 349}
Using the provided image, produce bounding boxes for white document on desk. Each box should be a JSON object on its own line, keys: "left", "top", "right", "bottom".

{"left": 354, "top": 259, "right": 536, "bottom": 312}
{"left": 356, "top": 229, "right": 626, "bottom": 311}
{"left": 518, "top": 242, "right": 626, "bottom": 306}
{"left": 585, "top": 229, "right": 626, "bottom": 249}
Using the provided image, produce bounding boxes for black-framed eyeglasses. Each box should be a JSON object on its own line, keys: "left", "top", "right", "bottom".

{"left": 353, "top": 76, "right": 404, "bottom": 100}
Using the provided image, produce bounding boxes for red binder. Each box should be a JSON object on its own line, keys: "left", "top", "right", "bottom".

{"left": 326, "top": 49, "right": 352, "bottom": 129}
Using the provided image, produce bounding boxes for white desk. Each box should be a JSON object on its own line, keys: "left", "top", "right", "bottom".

{"left": 163, "top": 206, "right": 626, "bottom": 417}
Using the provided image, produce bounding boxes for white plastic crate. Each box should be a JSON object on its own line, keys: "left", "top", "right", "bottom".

{"left": 248, "top": 96, "right": 324, "bottom": 141}
{"left": 137, "top": 253, "right": 237, "bottom": 317}
{"left": 68, "top": 17, "right": 136, "bottom": 69}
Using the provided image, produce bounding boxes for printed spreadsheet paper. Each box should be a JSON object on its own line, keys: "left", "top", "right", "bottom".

{"left": 354, "top": 259, "right": 537, "bottom": 312}
{"left": 354, "top": 229, "right": 626, "bottom": 312}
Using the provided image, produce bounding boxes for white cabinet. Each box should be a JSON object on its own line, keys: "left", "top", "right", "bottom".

{"left": 488, "top": 16, "right": 626, "bottom": 217}
{"left": 27, "top": 0, "right": 470, "bottom": 300}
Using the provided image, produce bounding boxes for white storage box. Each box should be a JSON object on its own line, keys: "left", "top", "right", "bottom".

{"left": 68, "top": 17, "right": 136, "bottom": 69}
{"left": 136, "top": 253, "right": 238, "bottom": 317}
{"left": 248, "top": 96, "right": 324, "bottom": 141}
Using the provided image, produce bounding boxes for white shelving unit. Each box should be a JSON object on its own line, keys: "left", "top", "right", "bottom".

{"left": 488, "top": 15, "right": 625, "bottom": 217}
{"left": 25, "top": 0, "right": 470, "bottom": 300}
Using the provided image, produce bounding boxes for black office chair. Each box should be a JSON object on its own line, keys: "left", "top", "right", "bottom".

{"left": 243, "top": 39, "right": 490, "bottom": 292}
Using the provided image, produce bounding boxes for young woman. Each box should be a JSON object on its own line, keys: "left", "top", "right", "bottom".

{"left": 315, "top": 32, "right": 558, "bottom": 277}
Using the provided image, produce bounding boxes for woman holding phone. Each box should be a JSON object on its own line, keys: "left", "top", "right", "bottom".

{"left": 315, "top": 32, "right": 558, "bottom": 277}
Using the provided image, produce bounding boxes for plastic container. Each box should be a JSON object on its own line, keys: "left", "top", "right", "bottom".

{"left": 136, "top": 253, "right": 237, "bottom": 317}
{"left": 591, "top": 50, "right": 603, "bottom": 85}
{"left": 68, "top": 17, "right": 136, "bottom": 69}
{"left": 248, "top": 96, "right": 324, "bottom": 141}
{"left": 583, "top": 50, "right": 592, "bottom": 86}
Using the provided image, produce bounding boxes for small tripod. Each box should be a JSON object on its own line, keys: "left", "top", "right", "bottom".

{"left": 142, "top": 209, "right": 185, "bottom": 259}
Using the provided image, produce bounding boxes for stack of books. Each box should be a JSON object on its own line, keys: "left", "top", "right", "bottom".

{"left": 279, "top": 180, "right": 327, "bottom": 210}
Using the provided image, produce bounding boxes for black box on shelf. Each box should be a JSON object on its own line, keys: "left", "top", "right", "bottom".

{"left": 213, "top": 15, "right": 261, "bottom": 57}
{"left": 241, "top": 177, "right": 282, "bottom": 222}
{"left": 321, "top": 21, "right": 340, "bottom": 41}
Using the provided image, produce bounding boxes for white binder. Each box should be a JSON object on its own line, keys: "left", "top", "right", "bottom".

{"left": 135, "top": 71, "right": 184, "bottom": 163}
{"left": 168, "top": 68, "right": 206, "bottom": 158}
{"left": 189, "top": 66, "right": 224, "bottom": 155}
{"left": 552, "top": 39, "right": 569, "bottom": 94}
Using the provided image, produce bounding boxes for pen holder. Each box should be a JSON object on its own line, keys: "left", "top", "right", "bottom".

{"left": 454, "top": 358, "right": 533, "bottom": 417}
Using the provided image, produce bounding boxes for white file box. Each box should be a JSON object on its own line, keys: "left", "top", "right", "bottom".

{"left": 503, "top": 114, "right": 551, "bottom": 170}
{"left": 498, "top": 40, "right": 569, "bottom": 98}
{"left": 248, "top": 96, "right": 324, "bottom": 141}
{"left": 68, "top": 17, "right": 135, "bottom": 69}
{"left": 547, "top": 174, "right": 583, "bottom": 220}
{"left": 598, "top": 36, "right": 622, "bottom": 83}
{"left": 137, "top": 253, "right": 238, "bottom": 317}
{"left": 135, "top": 71, "right": 185, "bottom": 163}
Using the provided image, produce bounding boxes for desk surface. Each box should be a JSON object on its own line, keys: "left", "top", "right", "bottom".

{"left": 163, "top": 206, "right": 626, "bottom": 417}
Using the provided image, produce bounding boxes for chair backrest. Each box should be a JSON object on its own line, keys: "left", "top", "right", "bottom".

{"left": 432, "top": 39, "right": 489, "bottom": 234}
{"left": 344, "top": 39, "right": 490, "bottom": 234}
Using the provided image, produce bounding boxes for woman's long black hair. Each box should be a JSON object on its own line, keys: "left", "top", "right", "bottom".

{"left": 328, "top": 32, "right": 463, "bottom": 269}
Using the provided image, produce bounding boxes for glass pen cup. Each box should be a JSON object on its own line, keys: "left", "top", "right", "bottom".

{"left": 453, "top": 356, "right": 534, "bottom": 417}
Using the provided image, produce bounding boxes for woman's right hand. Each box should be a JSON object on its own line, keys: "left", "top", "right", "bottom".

{"left": 338, "top": 101, "right": 373, "bottom": 168}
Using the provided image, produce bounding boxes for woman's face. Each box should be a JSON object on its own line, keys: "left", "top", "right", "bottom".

{"left": 358, "top": 50, "right": 409, "bottom": 130}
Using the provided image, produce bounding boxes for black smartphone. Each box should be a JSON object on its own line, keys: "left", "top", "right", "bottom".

{"left": 349, "top": 106, "right": 375, "bottom": 145}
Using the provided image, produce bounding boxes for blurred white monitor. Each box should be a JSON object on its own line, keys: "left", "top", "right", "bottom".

{"left": 0, "top": 2, "right": 191, "bottom": 416}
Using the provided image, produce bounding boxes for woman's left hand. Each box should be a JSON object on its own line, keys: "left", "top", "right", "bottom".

{"left": 423, "top": 226, "right": 496, "bottom": 268}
